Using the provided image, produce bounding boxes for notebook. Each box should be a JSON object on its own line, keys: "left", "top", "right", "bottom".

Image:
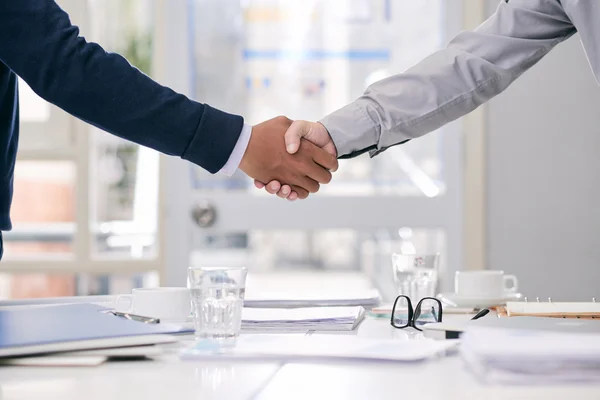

{"left": 0, "top": 303, "right": 191, "bottom": 358}
{"left": 499, "top": 301, "right": 600, "bottom": 319}
{"left": 241, "top": 306, "right": 365, "bottom": 332}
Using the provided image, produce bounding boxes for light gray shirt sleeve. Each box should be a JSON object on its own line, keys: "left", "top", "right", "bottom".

{"left": 319, "top": 0, "right": 576, "bottom": 159}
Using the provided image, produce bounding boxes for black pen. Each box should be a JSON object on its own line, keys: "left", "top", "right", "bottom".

{"left": 471, "top": 308, "right": 490, "bottom": 320}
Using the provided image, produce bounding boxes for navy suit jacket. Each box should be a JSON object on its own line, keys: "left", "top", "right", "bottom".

{"left": 0, "top": 0, "right": 244, "bottom": 257}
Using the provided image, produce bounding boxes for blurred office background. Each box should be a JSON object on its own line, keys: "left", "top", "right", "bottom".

{"left": 0, "top": 0, "right": 597, "bottom": 301}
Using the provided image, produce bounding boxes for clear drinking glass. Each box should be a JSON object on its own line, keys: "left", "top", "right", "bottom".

{"left": 392, "top": 253, "right": 440, "bottom": 302}
{"left": 187, "top": 266, "right": 248, "bottom": 344}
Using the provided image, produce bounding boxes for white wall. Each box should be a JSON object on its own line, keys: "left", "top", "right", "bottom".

{"left": 484, "top": 3, "right": 600, "bottom": 300}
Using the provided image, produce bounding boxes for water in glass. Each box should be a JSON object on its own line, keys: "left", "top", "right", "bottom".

{"left": 188, "top": 266, "right": 247, "bottom": 344}
{"left": 191, "top": 286, "right": 245, "bottom": 340}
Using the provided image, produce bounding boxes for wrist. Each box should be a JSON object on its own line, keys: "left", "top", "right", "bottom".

{"left": 238, "top": 126, "right": 254, "bottom": 174}
{"left": 220, "top": 123, "right": 253, "bottom": 176}
{"left": 317, "top": 121, "right": 338, "bottom": 158}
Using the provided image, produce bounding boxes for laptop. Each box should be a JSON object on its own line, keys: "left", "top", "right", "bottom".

{"left": 0, "top": 303, "right": 192, "bottom": 358}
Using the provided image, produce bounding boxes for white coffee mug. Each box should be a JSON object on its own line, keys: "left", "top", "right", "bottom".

{"left": 115, "top": 287, "right": 191, "bottom": 321}
{"left": 454, "top": 270, "right": 518, "bottom": 298}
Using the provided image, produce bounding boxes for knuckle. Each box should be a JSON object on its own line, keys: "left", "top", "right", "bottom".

{"left": 289, "top": 173, "right": 302, "bottom": 186}
{"left": 330, "top": 156, "right": 339, "bottom": 168}
{"left": 293, "top": 187, "right": 308, "bottom": 199}
{"left": 298, "top": 140, "right": 311, "bottom": 152}
{"left": 276, "top": 115, "right": 292, "bottom": 125}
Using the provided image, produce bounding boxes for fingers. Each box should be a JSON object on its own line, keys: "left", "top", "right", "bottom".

{"left": 311, "top": 146, "right": 338, "bottom": 172}
{"left": 291, "top": 185, "right": 309, "bottom": 199}
{"left": 257, "top": 181, "right": 294, "bottom": 199}
{"left": 294, "top": 140, "right": 333, "bottom": 184}
{"left": 305, "top": 161, "right": 332, "bottom": 185}
{"left": 296, "top": 175, "right": 320, "bottom": 193}
{"left": 285, "top": 120, "right": 338, "bottom": 161}
{"left": 265, "top": 181, "right": 281, "bottom": 194}
{"left": 284, "top": 120, "right": 309, "bottom": 154}
{"left": 287, "top": 191, "right": 299, "bottom": 201}
{"left": 277, "top": 185, "right": 292, "bottom": 199}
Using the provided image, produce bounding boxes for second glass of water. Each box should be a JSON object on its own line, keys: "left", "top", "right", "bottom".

{"left": 392, "top": 253, "right": 440, "bottom": 301}
{"left": 187, "top": 266, "right": 247, "bottom": 344}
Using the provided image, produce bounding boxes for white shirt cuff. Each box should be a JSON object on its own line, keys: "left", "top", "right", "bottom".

{"left": 219, "top": 123, "right": 252, "bottom": 176}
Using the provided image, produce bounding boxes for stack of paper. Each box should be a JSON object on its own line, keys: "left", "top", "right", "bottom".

{"left": 244, "top": 289, "right": 381, "bottom": 308}
{"left": 241, "top": 306, "right": 365, "bottom": 332}
{"left": 460, "top": 321, "right": 600, "bottom": 384}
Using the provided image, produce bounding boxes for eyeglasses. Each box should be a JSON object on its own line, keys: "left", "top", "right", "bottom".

{"left": 390, "top": 295, "right": 443, "bottom": 330}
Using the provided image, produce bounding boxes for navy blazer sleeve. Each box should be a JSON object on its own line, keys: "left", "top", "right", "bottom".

{"left": 0, "top": 0, "right": 243, "bottom": 173}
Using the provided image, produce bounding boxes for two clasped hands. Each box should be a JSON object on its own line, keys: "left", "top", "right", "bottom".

{"left": 239, "top": 117, "right": 337, "bottom": 201}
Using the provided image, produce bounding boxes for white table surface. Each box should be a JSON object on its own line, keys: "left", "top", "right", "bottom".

{"left": 1, "top": 302, "right": 600, "bottom": 400}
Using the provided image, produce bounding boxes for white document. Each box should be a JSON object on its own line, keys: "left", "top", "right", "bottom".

{"left": 181, "top": 334, "right": 458, "bottom": 363}
{"left": 460, "top": 325, "right": 600, "bottom": 384}
{"left": 241, "top": 306, "right": 365, "bottom": 332}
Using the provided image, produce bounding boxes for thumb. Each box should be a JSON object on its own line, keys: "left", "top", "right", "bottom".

{"left": 284, "top": 120, "right": 310, "bottom": 154}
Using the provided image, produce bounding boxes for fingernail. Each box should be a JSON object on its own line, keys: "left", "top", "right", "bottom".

{"left": 287, "top": 144, "right": 297, "bottom": 153}
{"left": 270, "top": 183, "right": 278, "bottom": 190}
{"left": 281, "top": 187, "right": 289, "bottom": 195}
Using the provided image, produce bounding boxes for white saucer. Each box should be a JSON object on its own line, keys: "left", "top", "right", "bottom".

{"left": 437, "top": 292, "right": 522, "bottom": 309}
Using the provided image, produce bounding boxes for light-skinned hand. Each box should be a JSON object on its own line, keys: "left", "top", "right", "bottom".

{"left": 253, "top": 120, "right": 337, "bottom": 200}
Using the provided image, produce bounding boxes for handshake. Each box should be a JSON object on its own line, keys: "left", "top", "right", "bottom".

{"left": 239, "top": 116, "right": 338, "bottom": 201}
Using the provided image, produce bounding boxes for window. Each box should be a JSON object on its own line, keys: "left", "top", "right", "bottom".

{"left": 0, "top": 0, "right": 162, "bottom": 299}
{"left": 5, "top": 161, "right": 76, "bottom": 257}
{"left": 1, "top": 0, "right": 464, "bottom": 302}
{"left": 179, "top": 0, "right": 463, "bottom": 301}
